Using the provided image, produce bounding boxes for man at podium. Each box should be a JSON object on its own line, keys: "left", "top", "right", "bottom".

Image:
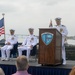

{"left": 49, "top": 17, "right": 68, "bottom": 65}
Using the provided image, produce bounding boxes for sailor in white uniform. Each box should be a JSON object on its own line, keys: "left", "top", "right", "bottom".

{"left": 49, "top": 17, "right": 68, "bottom": 65}
{"left": 1, "top": 29, "right": 18, "bottom": 61}
{"left": 18, "top": 28, "right": 37, "bottom": 60}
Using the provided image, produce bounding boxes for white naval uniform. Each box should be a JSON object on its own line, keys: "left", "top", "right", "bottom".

{"left": 50, "top": 25, "right": 68, "bottom": 65}
{"left": 18, "top": 35, "right": 37, "bottom": 60}
{"left": 1, "top": 35, "right": 18, "bottom": 60}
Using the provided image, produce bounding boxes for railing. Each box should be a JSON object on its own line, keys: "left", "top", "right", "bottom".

{"left": 0, "top": 42, "right": 75, "bottom": 60}
{"left": 66, "top": 46, "right": 75, "bottom": 60}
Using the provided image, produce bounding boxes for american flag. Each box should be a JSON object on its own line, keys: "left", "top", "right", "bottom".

{"left": 0, "top": 18, "right": 5, "bottom": 36}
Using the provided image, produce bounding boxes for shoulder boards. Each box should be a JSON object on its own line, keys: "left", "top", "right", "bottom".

{"left": 33, "top": 35, "right": 35, "bottom": 36}
{"left": 62, "top": 25, "right": 65, "bottom": 27}
{"left": 13, "top": 35, "right": 15, "bottom": 37}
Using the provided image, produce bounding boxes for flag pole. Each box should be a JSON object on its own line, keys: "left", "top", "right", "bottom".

{"left": 2, "top": 13, "right": 6, "bottom": 40}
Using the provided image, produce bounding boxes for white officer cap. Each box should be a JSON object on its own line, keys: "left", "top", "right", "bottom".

{"left": 55, "top": 17, "right": 61, "bottom": 20}
{"left": 10, "top": 29, "right": 15, "bottom": 32}
{"left": 28, "top": 28, "right": 34, "bottom": 31}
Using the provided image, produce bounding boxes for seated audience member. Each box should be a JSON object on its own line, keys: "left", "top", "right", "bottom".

{"left": 1, "top": 29, "right": 18, "bottom": 61}
{"left": 12, "top": 55, "right": 31, "bottom": 75}
{"left": 69, "top": 66, "right": 75, "bottom": 75}
{"left": 0, "top": 68, "right": 5, "bottom": 75}
{"left": 18, "top": 28, "right": 37, "bottom": 60}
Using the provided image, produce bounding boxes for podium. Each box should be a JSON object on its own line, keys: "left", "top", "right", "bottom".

{"left": 38, "top": 28, "right": 62, "bottom": 65}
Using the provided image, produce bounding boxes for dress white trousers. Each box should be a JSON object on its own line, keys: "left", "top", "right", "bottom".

{"left": 18, "top": 46, "right": 32, "bottom": 60}
{"left": 62, "top": 37, "right": 66, "bottom": 64}
{"left": 62, "top": 45, "right": 66, "bottom": 64}
{"left": 1, "top": 45, "right": 13, "bottom": 59}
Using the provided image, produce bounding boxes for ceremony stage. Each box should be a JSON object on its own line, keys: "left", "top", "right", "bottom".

{"left": 0, "top": 58, "right": 74, "bottom": 75}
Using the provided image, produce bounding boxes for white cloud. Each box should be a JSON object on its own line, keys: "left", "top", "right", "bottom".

{"left": 0, "top": 0, "right": 75, "bottom": 37}
{"left": 0, "top": 1, "right": 20, "bottom": 13}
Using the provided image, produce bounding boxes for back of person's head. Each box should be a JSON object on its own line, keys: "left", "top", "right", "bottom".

{"left": 69, "top": 66, "right": 75, "bottom": 75}
{"left": 0, "top": 68, "right": 5, "bottom": 75}
{"left": 16, "top": 55, "right": 29, "bottom": 71}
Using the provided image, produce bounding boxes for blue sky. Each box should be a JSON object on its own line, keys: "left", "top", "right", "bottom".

{"left": 0, "top": 0, "right": 75, "bottom": 36}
